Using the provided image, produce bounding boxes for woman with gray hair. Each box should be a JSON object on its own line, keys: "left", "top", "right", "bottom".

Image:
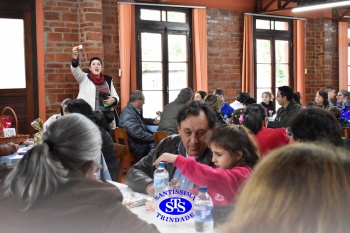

{"left": 0, "top": 114, "right": 159, "bottom": 233}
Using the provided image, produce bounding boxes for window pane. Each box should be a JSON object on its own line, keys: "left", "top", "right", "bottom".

{"left": 256, "top": 39, "right": 271, "bottom": 63}
{"left": 276, "top": 64, "right": 289, "bottom": 87}
{"left": 162, "top": 11, "right": 166, "bottom": 22}
{"left": 168, "top": 63, "right": 187, "bottom": 90}
{"left": 141, "top": 33, "right": 162, "bottom": 61}
{"left": 168, "top": 35, "right": 187, "bottom": 62}
{"left": 167, "top": 11, "right": 186, "bottom": 23}
{"left": 0, "top": 18, "right": 26, "bottom": 89}
{"left": 143, "top": 91, "right": 163, "bottom": 118}
{"left": 256, "top": 19, "right": 270, "bottom": 29}
{"left": 140, "top": 9, "right": 161, "bottom": 21}
{"left": 142, "top": 62, "right": 162, "bottom": 90}
{"left": 275, "top": 21, "right": 289, "bottom": 31}
{"left": 256, "top": 64, "right": 271, "bottom": 87}
{"left": 276, "top": 40, "right": 289, "bottom": 63}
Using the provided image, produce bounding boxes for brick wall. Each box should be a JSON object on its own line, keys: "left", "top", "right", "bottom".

{"left": 43, "top": 0, "right": 120, "bottom": 117}
{"left": 42, "top": 1, "right": 340, "bottom": 117}
{"left": 305, "top": 18, "right": 339, "bottom": 104}
{"left": 206, "top": 8, "right": 244, "bottom": 103}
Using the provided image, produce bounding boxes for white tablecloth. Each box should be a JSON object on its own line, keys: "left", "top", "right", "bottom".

{"left": 107, "top": 181, "right": 214, "bottom": 233}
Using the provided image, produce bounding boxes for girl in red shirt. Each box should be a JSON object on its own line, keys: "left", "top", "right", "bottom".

{"left": 153, "top": 124, "right": 259, "bottom": 206}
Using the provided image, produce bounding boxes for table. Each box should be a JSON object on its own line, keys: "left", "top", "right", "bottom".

{"left": 0, "top": 146, "right": 29, "bottom": 166}
{"left": 107, "top": 181, "right": 214, "bottom": 233}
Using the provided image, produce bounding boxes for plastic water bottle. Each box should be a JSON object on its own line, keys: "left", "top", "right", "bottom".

{"left": 154, "top": 162, "right": 169, "bottom": 195}
{"left": 194, "top": 186, "right": 214, "bottom": 232}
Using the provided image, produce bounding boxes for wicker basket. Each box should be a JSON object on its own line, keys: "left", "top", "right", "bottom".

{"left": 0, "top": 107, "right": 30, "bottom": 146}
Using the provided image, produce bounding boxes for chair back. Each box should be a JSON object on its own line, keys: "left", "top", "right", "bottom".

{"left": 114, "top": 143, "right": 126, "bottom": 183}
{"left": 114, "top": 128, "right": 131, "bottom": 153}
{"left": 114, "top": 128, "right": 135, "bottom": 176}
{"left": 342, "top": 127, "right": 350, "bottom": 139}
{"left": 154, "top": 131, "right": 169, "bottom": 146}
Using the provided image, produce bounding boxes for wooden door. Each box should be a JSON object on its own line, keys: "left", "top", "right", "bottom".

{"left": 0, "top": 0, "right": 37, "bottom": 135}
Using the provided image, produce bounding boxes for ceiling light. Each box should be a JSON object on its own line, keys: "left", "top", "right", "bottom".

{"left": 292, "top": 1, "right": 350, "bottom": 13}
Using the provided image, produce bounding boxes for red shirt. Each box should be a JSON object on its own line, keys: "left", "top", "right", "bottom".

{"left": 174, "top": 156, "right": 252, "bottom": 206}
{"left": 254, "top": 126, "right": 290, "bottom": 156}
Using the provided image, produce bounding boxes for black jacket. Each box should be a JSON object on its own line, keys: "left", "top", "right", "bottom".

{"left": 100, "top": 128, "right": 119, "bottom": 181}
{"left": 118, "top": 103, "right": 154, "bottom": 157}
{"left": 268, "top": 100, "right": 302, "bottom": 128}
{"left": 126, "top": 134, "right": 214, "bottom": 194}
{"left": 261, "top": 101, "right": 275, "bottom": 116}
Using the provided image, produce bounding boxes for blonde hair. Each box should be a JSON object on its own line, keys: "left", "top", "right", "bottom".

{"left": 218, "top": 143, "right": 350, "bottom": 233}
{"left": 262, "top": 91, "right": 274, "bottom": 101}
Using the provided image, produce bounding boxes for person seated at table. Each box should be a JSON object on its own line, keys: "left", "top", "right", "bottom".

{"left": 154, "top": 124, "right": 259, "bottom": 206}
{"left": 203, "top": 94, "right": 227, "bottom": 126}
{"left": 218, "top": 143, "right": 350, "bottom": 233}
{"left": 314, "top": 90, "right": 330, "bottom": 109}
{"left": 43, "top": 98, "right": 71, "bottom": 130}
{"left": 243, "top": 104, "right": 289, "bottom": 156}
{"left": 194, "top": 90, "right": 207, "bottom": 102}
{"left": 325, "top": 86, "right": 336, "bottom": 106}
{"left": 242, "top": 97, "right": 256, "bottom": 109}
{"left": 289, "top": 107, "right": 344, "bottom": 147}
{"left": 0, "top": 114, "right": 159, "bottom": 233}
{"left": 335, "top": 90, "right": 350, "bottom": 121}
{"left": 292, "top": 91, "right": 301, "bottom": 105}
{"left": 328, "top": 106, "right": 350, "bottom": 128}
{"left": 158, "top": 88, "right": 193, "bottom": 135}
{"left": 213, "top": 88, "right": 234, "bottom": 122}
{"left": 65, "top": 99, "right": 116, "bottom": 181}
{"left": 268, "top": 86, "right": 302, "bottom": 128}
{"left": 230, "top": 92, "right": 250, "bottom": 110}
{"left": 119, "top": 90, "right": 159, "bottom": 158}
{"left": 231, "top": 108, "right": 245, "bottom": 125}
{"left": 260, "top": 91, "right": 275, "bottom": 117}
{"left": 126, "top": 101, "right": 216, "bottom": 196}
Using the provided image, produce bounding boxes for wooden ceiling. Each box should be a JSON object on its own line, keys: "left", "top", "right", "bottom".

{"left": 255, "top": 0, "right": 350, "bottom": 21}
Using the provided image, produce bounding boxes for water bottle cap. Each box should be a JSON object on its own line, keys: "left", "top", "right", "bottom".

{"left": 158, "top": 162, "right": 165, "bottom": 168}
{"left": 198, "top": 186, "right": 208, "bottom": 193}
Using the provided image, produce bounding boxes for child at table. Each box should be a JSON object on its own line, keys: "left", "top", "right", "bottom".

{"left": 153, "top": 124, "right": 260, "bottom": 206}
{"left": 261, "top": 91, "right": 275, "bottom": 116}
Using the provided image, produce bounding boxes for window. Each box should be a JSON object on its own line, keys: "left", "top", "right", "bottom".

{"left": 254, "top": 17, "right": 293, "bottom": 108}
{"left": 136, "top": 6, "right": 192, "bottom": 118}
{"left": 0, "top": 18, "right": 26, "bottom": 89}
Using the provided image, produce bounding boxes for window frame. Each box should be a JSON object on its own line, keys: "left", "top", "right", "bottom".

{"left": 253, "top": 16, "right": 294, "bottom": 100}
{"left": 135, "top": 5, "right": 193, "bottom": 111}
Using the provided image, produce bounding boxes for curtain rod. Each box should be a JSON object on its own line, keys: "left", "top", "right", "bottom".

{"left": 118, "top": 2, "right": 206, "bottom": 9}
{"left": 244, "top": 13, "right": 306, "bottom": 21}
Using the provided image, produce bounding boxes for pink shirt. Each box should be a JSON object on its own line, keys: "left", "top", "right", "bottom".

{"left": 174, "top": 156, "right": 252, "bottom": 206}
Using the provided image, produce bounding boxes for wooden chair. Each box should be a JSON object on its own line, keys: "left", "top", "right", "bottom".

{"left": 114, "top": 143, "right": 126, "bottom": 183}
{"left": 154, "top": 131, "right": 169, "bottom": 146}
{"left": 114, "top": 128, "right": 135, "bottom": 176}
{"left": 342, "top": 127, "right": 350, "bottom": 139}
